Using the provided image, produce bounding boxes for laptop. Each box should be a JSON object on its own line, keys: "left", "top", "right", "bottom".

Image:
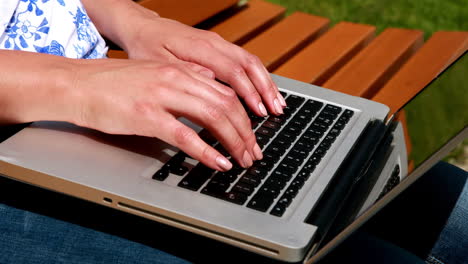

{"left": 0, "top": 51, "right": 466, "bottom": 263}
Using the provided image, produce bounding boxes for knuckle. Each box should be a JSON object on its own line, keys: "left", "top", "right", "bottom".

{"left": 220, "top": 91, "right": 238, "bottom": 110}
{"left": 191, "top": 36, "right": 214, "bottom": 50}
{"left": 205, "top": 31, "right": 222, "bottom": 40}
{"left": 244, "top": 52, "right": 261, "bottom": 66}
{"left": 202, "top": 104, "right": 224, "bottom": 122}
{"left": 231, "top": 136, "right": 245, "bottom": 153}
{"left": 228, "top": 64, "right": 244, "bottom": 80}
{"left": 173, "top": 125, "right": 197, "bottom": 146}
{"left": 157, "top": 64, "right": 182, "bottom": 79}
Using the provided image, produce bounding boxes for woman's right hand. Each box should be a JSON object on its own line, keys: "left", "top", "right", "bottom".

{"left": 71, "top": 58, "right": 262, "bottom": 171}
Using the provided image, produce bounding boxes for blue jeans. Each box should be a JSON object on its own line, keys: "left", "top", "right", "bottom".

{"left": 0, "top": 162, "right": 466, "bottom": 264}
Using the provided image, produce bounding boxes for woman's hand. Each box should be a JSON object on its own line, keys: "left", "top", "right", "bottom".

{"left": 72, "top": 58, "right": 262, "bottom": 171}
{"left": 81, "top": 0, "right": 287, "bottom": 117}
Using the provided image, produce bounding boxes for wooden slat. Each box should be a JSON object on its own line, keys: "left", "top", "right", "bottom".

{"left": 274, "top": 22, "right": 375, "bottom": 84}
{"left": 372, "top": 31, "right": 468, "bottom": 115}
{"left": 137, "top": 0, "right": 238, "bottom": 26}
{"left": 107, "top": 50, "right": 128, "bottom": 59}
{"left": 242, "top": 12, "right": 329, "bottom": 71}
{"left": 209, "top": 0, "right": 286, "bottom": 44}
{"left": 323, "top": 28, "right": 424, "bottom": 98}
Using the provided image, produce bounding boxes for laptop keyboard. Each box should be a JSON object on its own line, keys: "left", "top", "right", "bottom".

{"left": 152, "top": 92, "right": 354, "bottom": 217}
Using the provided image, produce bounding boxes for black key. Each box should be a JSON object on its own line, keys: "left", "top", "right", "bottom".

{"left": 266, "top": 144, "right": 287, "bottom": 156}
{"left": 285, "top": 95, "right": 305, "bottom": 106}
{"left": 212, "top": 172, "right": 237, "bottom": 183}
{"left": 303, "top": 100, "right": 324, "bottom": 112}
{"left": 302, "top": 161, "right": 317, "bottom": 172}
{"left": 296, "top": 168, "right": 312, "bottom": 180}
{"left": 290, "top": 118, "right": 308, "bottom": 129}
{"left": 247, "top": 166, "right": 269, "bottom": 179}
{"left": 152, "top": 168, "right": 170, "bottom": 181}
{"left": 297, "top": 107, "right": 318, "bottom": 119}
{"left": 255, "top": 133, "right": 270, "bottom": 148}
{"left": 328, "top": 127, "right": 341, "bottom": 137}
{"left": 257, "top": 127, "right": 276, "bottom": 138}
{"left": 295, "top": 139, "right": 315, "bottom": 151}
{"left": 271, "top": 168, "right": 293, "bottom": 182}
{"left": 343, "top": 109, "right": 354, "bottom": 118}
{"left": 253, "top": 159, "right": 274, "bottom": 170}
{"left": 294, "top": 111, "right": 313, "bottom": 123}
{"left": 283, "top": 187, "right": 299, "bottom": 199}
{"left": 201, "top": 181, "right": 229, "bottom": 197}
{"left": 316, "top": 115, "right": 334, "bottom": 127}
{"left": 270, "top": 204, "right": 287, "bottom": 217}
{"left": 284, "top": 154, "right": 303, "bottom": 166}
{"left": 333, "top": 120, "right": 346, "bottom": 130}
{"left": 267, "top": 115, "right": 287, "bottom": 125}
{"left": 280, "top": 91, "right": 287, "bottom": 97}
{"left": 171, "top": 165, "right": 189, "bottom": 176}
{"left": 240, "top": 174, "right": 262, "bottom": 187}
{"left": 289, "top": 177, "right": 305, "bottom": 190}
{"left": 274, "top": 136, "right": 292, "bottom": 148}
{"left": 222, "top": 191, "right": 248, "bottom": 205}
{"left": 308, "top": 153, "right": 322, "bottom": 165}
{"left": 178, "top": 164, "right": 214, "bottom": 191}
{"left": 283, "top": 105, "right": 296, "bottom": 117}
{"left": 314, "top": 146, "right": 327, "bottom": 158}
{"left": 310, "top": 121, "right": 329, "bottom": 132}
{"left": 262, "top": 121, "right": 281, "bottom": 131}
{"left": 251, "top": 120, "right": 261, "bottom": 129}
{"left": 284, "top": 125, "right": 302, "bottom": 136}
{"left": 278, "top": 162, "right": 298, "bottom": 175}
{"left": 277, "top": 195, "right": 294, "bottom": 208}
{"left": 264, "top": 151, "right": 280, "bottom": 163}
{"left": 259, "top": 185, "right": 282, "bottom": 197}
{"left": 248, "top": 194, "right": 275, "bottom": 212}
{"left": 301, "top": 133, "right": 320, "bottom": 146}
{"left": 233, "top": 182, "right": 255, "bottom": 195}
{"left": 264, "top": 177, "right": 287, "bottom": 190}
{"left": 324, "top": 104, "right": 342, "bottom": 114}
{"left": 290, "top": 147, "right": 308, "bottom": 160}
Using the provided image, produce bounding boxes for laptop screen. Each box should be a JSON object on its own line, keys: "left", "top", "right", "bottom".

{"left": 398, "top": 51, "right": 467, "bottom": 171}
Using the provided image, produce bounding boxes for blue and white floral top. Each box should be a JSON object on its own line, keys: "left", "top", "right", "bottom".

{"left": 0, "top": 0, "right": 108, "bottom": 59}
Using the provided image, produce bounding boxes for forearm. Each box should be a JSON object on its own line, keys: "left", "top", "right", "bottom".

{"left": 0, "top": 50, "right": 78, "bottom": 125}
{"left": 81, "top": 0, "right": 159, "bottom": 52}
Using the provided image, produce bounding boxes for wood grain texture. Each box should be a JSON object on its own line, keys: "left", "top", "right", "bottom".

{"left": 323, "top": 28, "right": 424, "bottom": 98}
{"left": 107, "top": 50, "right": 128, "bottom": 59}
{"left": 137, "top": 0, "right": 238, "bottom": 26}
{"left": 242, "top": 12, "right": 329, "bottom": 71}
{"left": 274, "top": 22, "right": 375, "bottom": 85}
{"left": 372, "top": 31, "right": 468, "bottom": 115}
{"left": 209, "top": 0, "right": 286, "bottom": 45}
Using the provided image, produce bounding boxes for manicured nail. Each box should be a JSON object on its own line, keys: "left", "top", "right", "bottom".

{"left": 258, "top": 102, "right": 268, "bottom": 116}
{"left": 243, "top": 150, "right": 253, "bottom": 168}
{"left": 277, "top": 92, "right": 286, "bottom": 107}
{"left": 274, "top": 99, "right": 283, "bottom": 114}
{"left": 216, "top": 156, "right": 232, "bottom": 171}
{"left": 253, "top": 143, "right": 263, "bottom": 160}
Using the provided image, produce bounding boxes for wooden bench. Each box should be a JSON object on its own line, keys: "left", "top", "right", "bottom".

{"left": 108, "top": 0, "right": 467, "bottom": 170}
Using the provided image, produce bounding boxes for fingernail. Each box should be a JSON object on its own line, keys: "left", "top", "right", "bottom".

{"left": 243, "top": 150, "right": 253, "bottom": 168}
{"left": 253, "top": 143, "right": 263, "bottom": 160}
{"left": 216, "top": 156, "right": 232, "bottom": 171}
{"left": 274, "top": 99, "right": 283, "bottom": 114}
{"left": 258, "top": 102, "right": 268, "bottom": 116}
{"left": 277, "top": 92, "right": 286, "bottom": 107}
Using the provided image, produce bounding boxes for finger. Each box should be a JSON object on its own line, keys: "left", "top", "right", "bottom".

{"left": 183, "top": 62, "right": 215, "bottom": 79}
{"left": 159, "top": 87, "right": 253, "bottom": 168}
{"left": 224, "top": 45, "right": 285, "bottom": 113}
{"left": 159, "top": 117, "right": 233, "bottom": 171}
{"left": 165, "top": 39, "right": 270, "bottom": 117}
{"left": 181, "top": 70, "right": 262, "bottom": 160}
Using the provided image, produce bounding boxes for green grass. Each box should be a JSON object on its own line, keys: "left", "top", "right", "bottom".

{"left": 265, "top": 0, "right": 468, "bottom": 166}
{"left": 266, "top": 0, "right": 468, "bottom": 38}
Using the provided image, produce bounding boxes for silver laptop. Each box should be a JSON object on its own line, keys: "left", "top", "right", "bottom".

{"left": 0, "top": 51, "right": 466, "bottom": 263}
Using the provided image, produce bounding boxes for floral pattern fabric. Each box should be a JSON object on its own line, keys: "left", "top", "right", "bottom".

{"left": 0, "top": 0, "right": 108, "bottom": 59}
